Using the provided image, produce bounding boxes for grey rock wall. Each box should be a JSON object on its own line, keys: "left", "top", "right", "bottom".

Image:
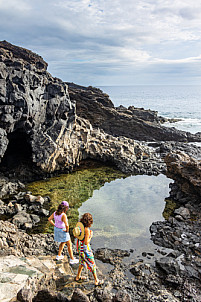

{"left": 0, "top": 41, "right": 167, "bottom": 178}
{"left": 0, "top": 41, "right": 76, "bottom": 173}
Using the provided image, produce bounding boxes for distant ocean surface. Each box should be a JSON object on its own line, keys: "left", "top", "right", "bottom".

{"left": 98, "top": 85, "right": 201, "bottom": 134}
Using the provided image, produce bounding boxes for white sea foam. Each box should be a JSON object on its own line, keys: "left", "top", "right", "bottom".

{"left": 164, "top": 118, "right": 201, "bottom": 134}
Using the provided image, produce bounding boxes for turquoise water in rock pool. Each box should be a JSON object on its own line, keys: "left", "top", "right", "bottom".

{"left": 79, "top": 173, "right": 171, "bottom": 252}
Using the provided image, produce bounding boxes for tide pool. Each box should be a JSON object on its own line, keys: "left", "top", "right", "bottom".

{"left": 27, "top": 163, "right": 172, "bottom": 252}
{"left": 79, "top": 173, "right": 172, "bottom": 250}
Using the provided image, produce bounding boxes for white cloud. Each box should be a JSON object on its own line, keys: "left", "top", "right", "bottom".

{"left": 154, "top": 54, "right": 201, "bottom": 64}
{"left": 0, "top": 0, "right": 31, "bottom": 12}
{"left": 0, "top": 0, "right": 201, "bottom": 85}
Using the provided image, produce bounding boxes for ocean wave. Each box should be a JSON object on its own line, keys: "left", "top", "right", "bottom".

{"left": 164, "top": 118, "right": 201, "bottom": 134}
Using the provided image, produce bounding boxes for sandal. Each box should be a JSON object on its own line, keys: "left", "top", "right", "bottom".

{"left": 95, "top": 279, "right": 104, "bottom": 286}
{"left": 74, "top": 276, "right": 87, "bottom": 283}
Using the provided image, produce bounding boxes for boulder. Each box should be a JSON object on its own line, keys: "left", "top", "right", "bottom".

{"left": 165, "top": 151, "right": 201, "bottom": 197}
{"left": 71, "top": 288, "right": 89, "bottom": 302}
{"left": 17, "top": 288, "right": 33, "bottom": 302}
{"left": 174, "top": 207, "right": 190, "bottom": 219}
{"left": 12, "top": 211, "right": 32, "bottom": 228}
{"left": 155, "top": 257, "right": 180, "bottom": 275}
{"left": 113, "top": 290, "right": 132, "bottom": 302}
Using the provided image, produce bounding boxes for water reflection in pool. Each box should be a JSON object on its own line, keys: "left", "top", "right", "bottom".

{"left": 79, "top": 174, "right": 172, "bottom": 251}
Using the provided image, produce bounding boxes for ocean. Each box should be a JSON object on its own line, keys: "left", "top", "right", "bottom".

{"left": 98, "top": 85, "right": 201, "bottom": 134}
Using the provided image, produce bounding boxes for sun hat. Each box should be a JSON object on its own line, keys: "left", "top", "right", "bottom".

{"left": 73, "top": 222, "right": 85, "bottom": 240}
{"left": 61, "top": 201, "right": 69, "bottom": 208}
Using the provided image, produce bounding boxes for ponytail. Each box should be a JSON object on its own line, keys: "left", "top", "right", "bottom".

{"left": 55, "top": 204, "right": 67, "bottom": 215}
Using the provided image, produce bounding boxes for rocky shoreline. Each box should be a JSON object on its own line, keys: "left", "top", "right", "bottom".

{"left": 0, "top": 41, "right": 200, "bottom": 301}
{"left": 0, "top": 176, "right": 200, "bottom": 302}
{"left": 0, "top": 152, "right": 200, "bottom": 302}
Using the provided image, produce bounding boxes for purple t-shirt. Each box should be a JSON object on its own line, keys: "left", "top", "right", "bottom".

{"left": 54, "top": 212, "right": 68, "bottom": 229}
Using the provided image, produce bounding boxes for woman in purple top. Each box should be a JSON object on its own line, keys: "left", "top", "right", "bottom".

{"left": 48, "top": 201, "right": 78, "bottom": 264}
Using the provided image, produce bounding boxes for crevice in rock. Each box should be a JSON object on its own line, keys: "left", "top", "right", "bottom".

{"left": 0, "top": 129, "right": 32, "bottom": 171}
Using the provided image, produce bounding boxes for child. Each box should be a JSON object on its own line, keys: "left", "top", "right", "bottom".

{"left": 48, "top": 201, "right": 79, "bottom": 264}
{"left": 73, "top": 212, "right": 104, "bottom": 285}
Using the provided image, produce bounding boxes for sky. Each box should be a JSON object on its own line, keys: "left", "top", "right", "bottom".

{"left": 0, "top": 0, "right": 201, "bottom": 86}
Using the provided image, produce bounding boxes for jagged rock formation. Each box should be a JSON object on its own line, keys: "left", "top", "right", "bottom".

{"left": 0, "top": 40, "right": 201, "bottom": 182}
{"left": 68, "top": 82, "right": 201, "bottom": 142}
{"left": 0, "top": 41, "right": 168, "bottom": 180}
{"left": 150, "top": 154, "right": 201, "bottom": 301}
{"left": 74, "top": 117, "right": 166, "bottom": 175}
{"left": 0, "top": 41, "right": 77, "bottom": 174}
{"left": 0, "top": 40, "right": 48, "bottom": 71}
{"left": 165, "top": 151, "right": 201, "bottom": 197}
{"left": 0, "top": 220, "right": 58, "bottom": 257}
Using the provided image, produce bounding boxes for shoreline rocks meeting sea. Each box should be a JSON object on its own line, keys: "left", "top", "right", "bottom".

{"left": 0, "top": 41, "right": 200, "bottom": 301}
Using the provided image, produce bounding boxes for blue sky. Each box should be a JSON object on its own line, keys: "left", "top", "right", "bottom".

{"left": 1, "top": 0, "right": 201, "bottom": 86}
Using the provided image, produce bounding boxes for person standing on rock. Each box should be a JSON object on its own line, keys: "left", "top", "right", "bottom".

{"left": 73, "top": 212, "right": 104, "bottom": 286}
{"left": 48, "top": 201, "right": 79, "bottom": 264}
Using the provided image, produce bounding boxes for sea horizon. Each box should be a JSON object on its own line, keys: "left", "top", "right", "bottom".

{"left": 97, "top": 84, "right": 201, "bottom": 134}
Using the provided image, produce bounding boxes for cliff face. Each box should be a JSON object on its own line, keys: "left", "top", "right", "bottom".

{"left": 0, "top": 41, "right": 166, "bottom": 178}
{"left": 0, "top": 41, "right": 200, "bottom": 181}
{"left": 0, "top": 41, "right": 77, "bottom": 173}
{"left": 0, "top": 40, "right": 48, "bottom": 71}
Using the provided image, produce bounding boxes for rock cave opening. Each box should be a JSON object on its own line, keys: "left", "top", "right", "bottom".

{"left": 0, "top": 129, "right": 32, "bottom": 172}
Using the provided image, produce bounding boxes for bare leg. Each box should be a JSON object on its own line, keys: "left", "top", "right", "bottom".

{"left": 92, "top": 266, "right": 103, "bottom": 285}
{"left": 58, "top": 242, "right": 65, "bottom": 256}
{"left": 76, "top": 265, "right": 83, "bottom": 280}
{"left": 93, "top": 270, "right": 99, "bottom": 285}
{"left": 66, "top": 240, "right": 74, "bottom": 259}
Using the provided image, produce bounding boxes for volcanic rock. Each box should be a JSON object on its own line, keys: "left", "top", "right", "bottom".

{"left": 68, "top": 82, "right": 201, "bottom": 142}
{"left": 165, "top": 151, "right": 201, "bottom": 197}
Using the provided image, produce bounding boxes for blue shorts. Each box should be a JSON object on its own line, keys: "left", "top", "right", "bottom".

{"left": 54, "top": 227, "right": 70, "bottom": 243}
